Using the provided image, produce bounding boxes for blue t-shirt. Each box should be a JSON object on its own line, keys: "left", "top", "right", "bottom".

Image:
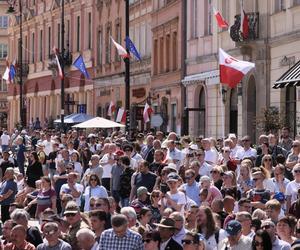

{"left": 17, "top": 144, "right": 26, "bottom": 162}
{"left": 0, "top": 179, "right": 17, "bottom": 205}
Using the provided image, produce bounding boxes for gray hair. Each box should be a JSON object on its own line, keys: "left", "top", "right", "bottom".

{"left": 11, "top": 209, "right": 30, "bottom": 222}
{"left": 120, "top": 206, "right": 137, "bottom": 220}
{"left": 76, "top": 228, "right": 95, "bottom": 239}
{"left": 91, "top": 154, "right": 100, "bottom": 161}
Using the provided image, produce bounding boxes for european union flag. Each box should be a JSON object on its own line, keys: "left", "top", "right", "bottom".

{"left": 9, "top": 64, "right": 16, "bottom": 82}
{"left": 73, "top": 55, "right": 90, "bottom": 79}
{"left": 125, "top": 36, "right": 141, "bottom": 61}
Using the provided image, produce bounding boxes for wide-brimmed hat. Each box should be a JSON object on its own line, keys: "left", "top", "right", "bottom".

{"left": 153, "top": 218, "right": 175, "bottom": 229}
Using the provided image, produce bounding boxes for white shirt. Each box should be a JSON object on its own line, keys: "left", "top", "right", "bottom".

{"left": 160, "top": 238, "right": 171, "bottom": 250}
{"left": 162, "top": 191, "right": 186, "bottom": 215}
{"left": 60, "top": 183, "right": 84, "bottom": 207}
{"left": 83, "top": 185, "right": 108, "bottom": 211}
{"left": 43, "top": 139, "right": 54, "bottom": 156}
{"left": 0, "top": 134, "right": 10, "bottom": 145}
{"left": 236, "top": 147, "right": 257, "bottom": 160}
{"left": 205, "top": 148, "right": 218, "bottom": 165}
{"left": 263, "top": 178, "right": 276, "bottom": 193}
{"left": 100, "top": 153, "right": 114, "bottom": 178}
{"left": 199, "top": 162, "right": 213, "bottom": 177}
{"left": 285, "top": 180, "right": 300, "bottom": 203}
{"left": 132, "top": 152, "right": 143, "bottom": 165}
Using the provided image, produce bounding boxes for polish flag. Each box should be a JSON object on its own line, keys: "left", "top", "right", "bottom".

{"left": 107, "top": 101, "right": 116, "bottom": 117}
{"left": 2, "top": 57, "right": 10, "bottom": 82}
{"left": 219, "top": 48, "right": 255, "bottom": 88}
{"left": 3, "top": 58, "right": 16, "bottom": 84}
{"left": 53, "top": 47, "right": 64, "bottom": 79}
{"left": 240, "top": 9, "right": 249, "bottom": 40}
{"left": 213, "top": 7, "right": 229, "bottom": 28}
{"left": 143, "top": 102, "right": 153, "bottom": 123}
{"left": 116, "top": 108, "right": 126, "bottom": 123}
{"left": 110, "top": 36, "right": 129, "bottom": 58}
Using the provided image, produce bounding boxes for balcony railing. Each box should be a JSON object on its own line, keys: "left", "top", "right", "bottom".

{"left": 47, "top": 49, "right": 73, "bottom": 71}
{"left": 230, "top": 12, "right": 259, "bottom": 43}
{"left": 15, "top": 60, "right": 29, "bottom": 78}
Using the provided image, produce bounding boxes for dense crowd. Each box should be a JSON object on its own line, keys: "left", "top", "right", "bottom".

{"left": 0, "top": 126, "right": 300, "bottom": 249}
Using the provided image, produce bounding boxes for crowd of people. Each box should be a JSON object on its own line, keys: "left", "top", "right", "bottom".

{"left": 0, "top": 126, "right": 299, "bottom": 249}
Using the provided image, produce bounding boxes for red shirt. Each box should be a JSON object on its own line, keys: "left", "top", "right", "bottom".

{"left": 4, "top": 241, "right": 36, "bottom": 250}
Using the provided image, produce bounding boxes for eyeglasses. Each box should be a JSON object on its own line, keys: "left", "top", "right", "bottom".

{"left": 182, "top": 239, "right": 195, "bottom": 245}
{"left": 143, "top": 239, "right": 152, "bottom": 243}
{"left": 262, "top": 225, "right": 272, "bottom": 230}
{"left": 254, "top": 241, "right": 264, "bottom": 247}
{"left": 65, "top": 213, "right": 76, "bottom": 217}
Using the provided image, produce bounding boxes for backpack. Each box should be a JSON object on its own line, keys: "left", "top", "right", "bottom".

{"left": 214, "top": 228, "right": 220, "bottom": 244}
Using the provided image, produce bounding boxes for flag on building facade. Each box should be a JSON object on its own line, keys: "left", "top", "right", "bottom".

{"left": 116, "top": 107, "right": 126, "bottom": 123}
{"left": 73, "top": 55, "right": 90, "bottom": 79}
{"left": 240, "top": 1, "right": 249, "bottom": 39}
{"left": 53, "top": 47, "right": 64, "bottom": 79}
{"left": 107, "top": 101, "right": 116, "bottom": 117}
{"left": 213, "top": 7, "right": 229, "bottom": 28}
{"left": 125, "top": 36, "right": 142, "bottom": 61}
{"left": 3, "top": 58, "right": 16, "bottom": 84}
{"left": 143, "top": 102, "right": 153, "bottom": 123}
{"left": 110, "top": 37, "right": 129, "bottom": 58}
{"left": 219, "top": 48, "right": 255, "bottom": 88}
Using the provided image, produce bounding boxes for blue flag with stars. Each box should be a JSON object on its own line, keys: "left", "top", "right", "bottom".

{"left": 125, "top": 36, "right": 141, "bottom": 61}
{"left": 73, "top": 55, "right": 90, "bottom": 79}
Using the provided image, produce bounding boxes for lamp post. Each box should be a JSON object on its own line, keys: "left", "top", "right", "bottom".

{"left": 7, "top": 0, "right": 25, "bottom": 128}
{"left": 60, "top": 0, "right": 65, "bottom": 131}
{"left": 124, "top": 0, "right": 130, "bottom": 135}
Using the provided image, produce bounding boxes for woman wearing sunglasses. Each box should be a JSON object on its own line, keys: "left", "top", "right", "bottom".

{"left": 143, "top": 230, "right": 160, "bottom": 250}
{"left": 251, "top": 229, "right": 272, "bottom": 250}
{"left": 182, "top": 231, "right": 205, "bottom": 250}
{"left": 83, "top": 174, "right": 108, "bottom": 211}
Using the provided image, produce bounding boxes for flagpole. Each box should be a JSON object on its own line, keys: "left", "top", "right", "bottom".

{"left": 60, "top": 0, "right": 65, "bottom": 131}
{"left": 124, "top": 0, "right": 130, "bottom": 135}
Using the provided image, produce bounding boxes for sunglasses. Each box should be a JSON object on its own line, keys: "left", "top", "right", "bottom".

{"left": 143, "top": 239, "right": 151, "bottom": 243}
{"left": 185, "top": 176, "right": 192, "bottom": 180}
{"left": 262, "top": 225, "right": 272, "bottom": 230}
{"left": 296, "top": 228, "right": 300, "bottom": 233}
{"left": 210, "top": 170, "right": 219, "bottom": 174}
{"left": 182, "top": 239, "right": 195, "bottom": 245}
{"left": 264, "top": 159, "right": 272, "bottom": 161}
{"left": 90, "top": 178, "right": 97, "bottom": 181}
{"left": 43, "top": 229, "right": 57, "bottom": 236}
{"left": 254, "top": 241, "right": 264, "bottom": 247}
{"left": 253, "top": 178, "right": 261, "bottom": 182}
{"left": 65, "top": 213, "right": 76, "bottom": 217}
{"left": 195, "top": 154, "right": 203, "bottom": 157}
{"left": 66, "top": 168, "right": 73, "bottom": 170}
{"left": 292, "top": 145, "right": 299, "bottom": 147}
{"left": 294, "top": 170, "right": 300, "bottom": 173}
{"left": 152, "top": 194, "right": 160, "bottom": 198}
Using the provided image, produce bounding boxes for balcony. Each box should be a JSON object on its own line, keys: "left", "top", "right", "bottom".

{"left": 47, "top": 49, "right": 73, "bottom": 72}
{"left": 229, "top": 12, "right": 259, "bottom": 43}
{"left": 15, "top": 60, "right": 29, "bottom": 78}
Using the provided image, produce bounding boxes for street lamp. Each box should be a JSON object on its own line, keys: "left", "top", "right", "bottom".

{"left": 124, "top": 0, "right": 130, "bottom": 135}
{"left": 7, "top": 0, "right": 26, "bottom": 128}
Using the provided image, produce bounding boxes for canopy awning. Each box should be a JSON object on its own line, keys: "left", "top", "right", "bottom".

{"left": 54, "top": 113, "right": 94, "bottom": 124}
{"left": 72, "top": 117, "right": 125, "bottom": 128}
{"left": 273, "top": 60, "right": 300, "bottom": 89}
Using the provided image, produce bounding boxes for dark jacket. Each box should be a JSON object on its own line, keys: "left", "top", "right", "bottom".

{"left": 163, "top": 238, "right": 183, "bottom": 250}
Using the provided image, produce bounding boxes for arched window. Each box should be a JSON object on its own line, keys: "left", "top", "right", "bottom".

{"left": 198, "top": 88, "right": 206, "bottom": 136}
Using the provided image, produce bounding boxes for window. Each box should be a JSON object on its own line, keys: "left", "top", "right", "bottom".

{"left": 97, "top": 29, "right": 103, "bottom": 65}
{"left": 57, "top": 23, "right": 60, "bottom": 51}
{"left": 105, "top": 24, "right": 111, "bottom": 63}
{"left": 48, "top": 27, "right": 51, "bottom": 58}
{"left": 31, "top": 33, "right": 35, "bottom": 63}
{"left": 115, "top": 20, "right": 121, "bottom": 61}
{"left": 39, "top": 30, "right": 43, "bottom": 61}
{"left": 159, "top": 37, "right": 164, "bottom": 73}
{"left": 88, "top": 13, "right": 92, "bottom": 49}
{"left": 171, "top": 103, "right": 177, "bottom": 132}
{"left": 293, "top": 0, "right": 300, "bottom": 5}
{"left": 77, "top": 16, "right": 80, "bottom": 51}
{"left": 0, "top": 16, "right": 8, "bottom": 28}
{"left": 190, "top": 0, "right": 198, "bottom": 38}
{"left": 275, "top": 0, "right": 285, "bottom": 12}
{"left": 204, "top": 0, "right": 212, "bottom": 36}
{"left": 172, "top": 32, "right": 177, "bottom": 71}
{"left": 0, "top": 44, "right": 7, "bottom": 58}
{"left": 153, "top": 39, "right": 158, "bottom": 75}
{"left": 0, "top": 78, "right": 7, "bottom": 92}
{"left": 166, "top": 34, "right": 170, "bottom": 72}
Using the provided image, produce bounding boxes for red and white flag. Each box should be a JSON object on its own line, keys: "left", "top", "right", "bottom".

{"left": 219, "top": 48, "right": 255, "bottom": 88}
{"left": 240, "top": 2, "right": 249, "bottom": 39}
{"left": 2, "top": 57, "right": 10, "bottom": 82}
{"left": 213, "top": 7, "right": 229, "bottom": 28}
{"left": 143, "top": 102, "right": 153, "bottom": 123}
{"left": 110, "top": 36, "right": 129, "bottom": 58}
{"left": 53, "top": 47, "right": 64, "bottom": 79}
{"left": 107, "top": 101, "right": 116, "bottom": 117}
{"left": 116, "top": 107, "right": 126, "bottom": 123}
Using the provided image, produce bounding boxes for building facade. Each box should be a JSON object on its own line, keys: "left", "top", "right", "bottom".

{"left": 7, "top": 0, "right": 96, "bottom": 131}
{"left": 183, "top": 0, "right": 300, "bottom": 140}
{"left": 0, "top": 1, "right": 9, "bottom": 128}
